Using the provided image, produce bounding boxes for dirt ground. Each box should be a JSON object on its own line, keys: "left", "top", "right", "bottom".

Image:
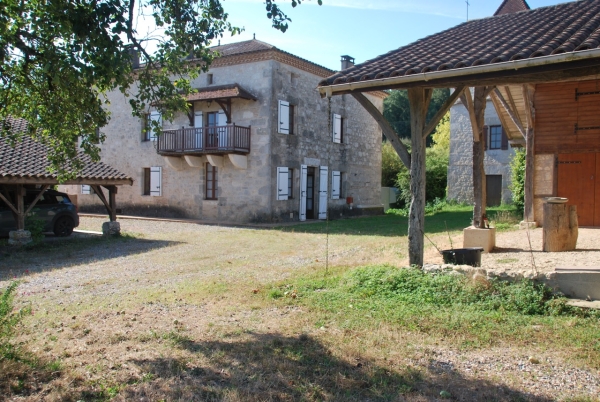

{"left": 0, "top": 217, "right": 599, "bottom": 401}
{"left": 424, "top": 227, "right": 600, "bottom": 273}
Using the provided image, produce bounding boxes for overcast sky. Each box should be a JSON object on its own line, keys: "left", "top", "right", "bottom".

{"left": 206, "top": 0, "right": 570, "bottom": 70}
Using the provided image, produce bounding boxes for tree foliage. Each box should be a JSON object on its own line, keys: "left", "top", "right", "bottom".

{"left": 395, "top": 113, "right": 450, "bottom": 207}
{"left": 383, "top": 88, "right": 451, "bottom": 145}
{"left": 510, "top": 148, "right": 526, "bottom": 217}
{"left": 0, "top": 0, "right": 319, "bottom": 179}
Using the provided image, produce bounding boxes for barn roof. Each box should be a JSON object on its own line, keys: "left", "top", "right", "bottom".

{"left": 0, "top": 117, "right": 133, "bottom": 185}
{"left": 318, "top": 0, "right": 600, "bottom": 94}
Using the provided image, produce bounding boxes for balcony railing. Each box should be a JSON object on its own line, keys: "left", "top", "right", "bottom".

{"left": 156, "top": 125, "right": 251, "bottom": 155}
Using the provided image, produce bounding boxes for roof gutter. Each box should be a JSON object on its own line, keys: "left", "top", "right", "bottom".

{"left": 318, "top": 48, "right": 600, "bottom": 97}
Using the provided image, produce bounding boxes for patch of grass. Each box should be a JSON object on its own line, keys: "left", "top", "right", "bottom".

{"left": 497, "top": 258, "right": 519, "bottom": 264}
{"left": 284, "top": 266, "right": 600, "bottom": 367}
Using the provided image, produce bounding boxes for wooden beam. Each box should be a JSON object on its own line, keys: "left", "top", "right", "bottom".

{"left": 460, "top": 89, "right": 480, "bottom": 142}
{"left": 422, "top": 86, "right": 465, "bottom": 138}
{"left": 16, "top": 184, "right": 25, "bottom": 230}
{"left": 0, "top": 188, "right": 18, "bottom": 215}
{"left": 91, "top": 185, "right": 113, "bottom": 219}
{"left": 24, "top": 184, "right": 51, "bottom": 215}
{"left": 351, "top": 92, "right": 411, "bottom": 168}
{"left": 504, "top": 86, "right": 521, "bottom": 123}
{"left": 492, "top": 88, "right": 526, "bottom": 138}
{"left": 103, "top": 185, "right": 118, "bottom": 222}
{"left": 523, "top": 84, "right": 536, "bottom": 223}
{"left": 407, "top": 87, "right": 432, "bottom": 267}
{"left": 489, "top": 94, "right": 518, "bottom": 141}
{"left": 522, "top": 84, "right": 536, "bottom": 130}
{"left": 215, "top": 99, "right": 232, "bottom": 123}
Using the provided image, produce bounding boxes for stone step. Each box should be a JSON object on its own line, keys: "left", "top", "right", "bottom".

{"left": 554, "top": 267, "right": 600, "bottom": 300}
{"left": 566, "top": 299, "right": 600, "bottom": 310}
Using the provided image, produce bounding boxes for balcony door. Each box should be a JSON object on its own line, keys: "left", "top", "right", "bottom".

{"left": 206, "top": 111, "right": 227, "bottom": 150}
{"left": 193, "top": 111, "right": 203, "bottom": 149}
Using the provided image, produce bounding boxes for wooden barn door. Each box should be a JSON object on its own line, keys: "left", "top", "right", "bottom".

{"left": 557, "top": 153, "right": 596, "bottom": 226}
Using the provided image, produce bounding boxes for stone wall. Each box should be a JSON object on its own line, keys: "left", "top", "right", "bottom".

{"left": 62, "top": 54, "right": 383, "bottom": 223}
{"left": 448, "top": 99, "right": 516, "bottom": 205}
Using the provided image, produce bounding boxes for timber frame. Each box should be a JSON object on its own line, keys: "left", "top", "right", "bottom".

{"left": 317, "top": 1, "right": 600, "bottom": 266}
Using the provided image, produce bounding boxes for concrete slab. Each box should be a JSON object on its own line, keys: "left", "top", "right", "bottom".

{"left": 566, "top": 299, "right": 600, "bottom": 310}
{"left": 554, "top": 270, "right": 600, "bottom": 300}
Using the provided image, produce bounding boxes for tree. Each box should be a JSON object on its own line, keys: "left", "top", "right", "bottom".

{"left": 383, "top": 88, "right": 450, "bottom": 145}
{"left": 0, "top": 0, "right": 320, "bottom": 179}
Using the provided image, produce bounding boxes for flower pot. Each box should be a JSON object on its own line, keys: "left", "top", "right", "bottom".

{"left": 440, "top": 247, "right": 484, "bottom": 267}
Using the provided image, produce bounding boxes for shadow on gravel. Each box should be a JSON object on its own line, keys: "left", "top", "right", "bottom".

{"left": 109, "top": 332, "right": 554, "bottom": 402}
{"left": 0, "top": 233, "right": 179, "bottom": 278}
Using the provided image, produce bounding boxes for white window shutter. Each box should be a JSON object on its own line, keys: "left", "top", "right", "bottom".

{"left": 194, "top": 111, "right": 203, "bottom": 127}
{"left": 81, "top": 185, "right": 91, "bottom": 195}
{"left": 299, "top": 165, "right": 308, "bottom": 221}
{"left": 150, "top": 166, "right": 162, "bottom": 196}
{"left": 217, "top": 111, "right": 227, "bottom": 148}
{"left": 277, "top": 167, "right": 289, "bottom": 200}
{"left": 194, "top": 111, "right": 203, "bottom": 149}
{"left": 331, "top": 171, "right": 341, "bottom": 200}
{"left": 318, "top": 166, "right": 328, "bottom": 219}
{"left": 278, "top": 100, "right": 290, "bottom": 134}
{"left": 149, "top": 111, "right": 162, "bottom": 141}
{"left": 332, "top": 114, "right": 342, "bottom": 143}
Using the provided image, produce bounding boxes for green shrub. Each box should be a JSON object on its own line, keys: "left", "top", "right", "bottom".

{"left": 25, "top": 213, "right": 45, "bottom": 242}
{"left": 1, "top": 282, "right": 30, "bottom": 360}
{"left": 510, "top": 148, "right": 526, "bottom": 217}
{"left": 381, "top": 141, "right": 405, "bottom": 187}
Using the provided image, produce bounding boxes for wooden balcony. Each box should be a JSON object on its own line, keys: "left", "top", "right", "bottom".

{"left": 156, "top": 125, "right": 251, "bottom": 156}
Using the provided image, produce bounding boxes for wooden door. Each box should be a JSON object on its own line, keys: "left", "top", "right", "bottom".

{"left": 486, "top": 175, "right": 502, "bottom": 207}
{"left": 557, "top": 153, "right": 595, "bottom": 226}
{"left": 306, "top": 167, "right": 315, "bottom": 220}
{"left": 596, "top": 154, "right": 600, "bottom": 226}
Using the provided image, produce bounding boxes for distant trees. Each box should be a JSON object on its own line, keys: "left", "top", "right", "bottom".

{"left": 383, "top": 89, "right": 450, "bottom": 145}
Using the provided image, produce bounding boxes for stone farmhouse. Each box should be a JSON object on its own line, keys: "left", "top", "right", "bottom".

{"left": 448, "top": 97, "right": 515, "bottom": 206}
{"left": 446, "top": 0, "right": 530, "bottom": 208}
{"left": 63, "top": 40, "right": 385, "bottom": 223}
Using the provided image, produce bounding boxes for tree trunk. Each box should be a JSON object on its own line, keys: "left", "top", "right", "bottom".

{"left": 524, "top": 127, "right": 535, "bottom": 222}
{"left": 407, "top": 88, "right": 432, "bottom": 267}
{"left": 543, "top": 203, "right": 578, "bottom": 252}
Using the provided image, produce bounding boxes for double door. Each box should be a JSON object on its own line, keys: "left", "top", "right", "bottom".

{"left": 557, "top": 153, "right": 600, "bottom": 226}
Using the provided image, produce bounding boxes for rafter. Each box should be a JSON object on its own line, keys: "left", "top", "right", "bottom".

{"left": 422, "top": 86, "right": 465, "bottom": 138}
{"left": 492, "top": 88, "right": 526, "bottom": 138}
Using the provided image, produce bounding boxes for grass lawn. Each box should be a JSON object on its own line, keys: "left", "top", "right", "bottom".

{"left": 0, "top": 208, "right": 598, "bottom": 401}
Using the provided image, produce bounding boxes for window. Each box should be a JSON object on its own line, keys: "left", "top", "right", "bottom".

{"left": 485, "top": 125, "right": 508, "bottom": 150}
{"left": 143, "top": 167, "right": 162, "bottom": 196}
{"left": 278, "top": 100, "right": 295, "bottom": 134}
{"left": 143, "top": 111, "right": 162, "bottom": 141}
{"left": 207, "top": 73, "right": 213, "bottom": 85}
{"left": 81, "top": 185, "right": 91, "bottom": 195}
{"left": 331, "top": 171, "right": 342, "bottom": 200}
{"left": 206, "top": 163, "right": 218, "bottom": 200}
{"left": 332, "top": 113, "right": 343, "bottom": 143}
{"left": 277, "top": 167, "right": 290, "bottom": 200}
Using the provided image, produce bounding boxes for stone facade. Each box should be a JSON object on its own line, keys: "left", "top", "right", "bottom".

{"left": 61, "top": 41, "right": 384, "bottom": 223}
{"left": 448, "top": 98, "right": 516, "bottom": 205}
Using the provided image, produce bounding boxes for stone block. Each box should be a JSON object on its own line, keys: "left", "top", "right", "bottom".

{"left": 8, "top": 230, "right": 32, "bottom": 246}
{"left": 555, "top": 270, "right": 600, "bottom": 300}
{"left": 519, "top": 220, "right": 538, "bottom": 230}
{"left": 102, "top": 221, "right": 121, "bottom": 236}
{"left": 463, "top": 226, "right": 496, "bottom": 253}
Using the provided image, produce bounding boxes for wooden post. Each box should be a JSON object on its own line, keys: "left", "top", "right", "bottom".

{"left": 108, "top": 186, "right": 117, "bottom": 222}
{"left": 16, "top": 184, "right": 25, "bottom": 230}
{"left": 543, "top": 203, "right": 578, "bottom": 251}
{"left": 407, "top": 88, "right": 432, "bottom": 267}
{"left": 461, "top": 87, "right": 490, "bottom": 228}
{"left": 524, "top": 127, "right": 535, "bottom": 222}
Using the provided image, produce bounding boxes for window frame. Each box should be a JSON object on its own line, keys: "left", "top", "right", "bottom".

{"left": 331, "top": 170, "right": 342, "bottom": 200}
{"left": 488, "top": 125, "right": 503, "bottom": 150}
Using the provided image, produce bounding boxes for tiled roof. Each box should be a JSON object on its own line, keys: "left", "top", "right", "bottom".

{"left": 494, "top": 0, "right": 530, "bottom": 16}
{"left": 319, "top": 0, "right": 600, "bottom": 87}
{"left": 0, "top": 117, "right": 132, "bottom": 184}
{"left": 185, "top": 84, "right": 257, "bottom": 102}
{"left": 210, "top": 40, "right": 275, "bottom": 57}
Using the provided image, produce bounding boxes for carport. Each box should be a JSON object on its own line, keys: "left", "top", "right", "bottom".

{"left": 0, "top": 117, "right": 133, "bottom": 243}
{"left": 317, "top": 0, "right": 600, "bottom": 266}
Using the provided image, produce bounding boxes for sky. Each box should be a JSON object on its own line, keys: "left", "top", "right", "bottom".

{"left": 206, "top": 0, "right": 570, "bottom": 71}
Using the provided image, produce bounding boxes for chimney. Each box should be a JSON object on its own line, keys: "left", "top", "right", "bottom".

{"left": 126, "top": 46, "right": 140, "bottom": 69}
{"left": 340, "top": 55, "right": 355, "bottom": 70}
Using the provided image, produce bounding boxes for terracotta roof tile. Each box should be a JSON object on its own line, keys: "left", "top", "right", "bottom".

{"left": 210, "top": 39, "right": 275, "bottom": 57}
{"left": 319, "top": 0, "right": 600, "bottom": 87}
{"left": 0, "top": 117, "right": 132, "bottom": 183}
{"left": 494, "top": 0, "right": 530, "bottom": 16}
{"left": 185, "top": 84, "right": 257, "bottom": 102}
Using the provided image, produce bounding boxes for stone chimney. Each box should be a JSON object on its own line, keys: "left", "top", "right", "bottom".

{"left": 341, "top": 55, "right": 355, "bottom": 70}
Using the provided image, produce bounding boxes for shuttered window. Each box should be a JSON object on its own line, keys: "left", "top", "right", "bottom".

{"left": 277, "top": 167, "right": 289, "bottom": 200}
{"left": 81, "top": 185, "right": 91, "bottom": 195}
{"left": 332, "top": 114, "right": 343, "bottom": 143}
{"left": 331, "top": 171, "right": 341, "bottom": 200}
{"left": 143, "top": 167, "right": 162, "bottom": 196}
{"left": 489, "top": 125, "right": 503, "bottom": 150}
{"left": 206, "top": 163, "right": 218, "bottom": 200}
{"left": 144, "top": 111, "right": 162, "bottom": 141}
{"left": 278, "top": 100, "right": 290, "bottom": 134}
